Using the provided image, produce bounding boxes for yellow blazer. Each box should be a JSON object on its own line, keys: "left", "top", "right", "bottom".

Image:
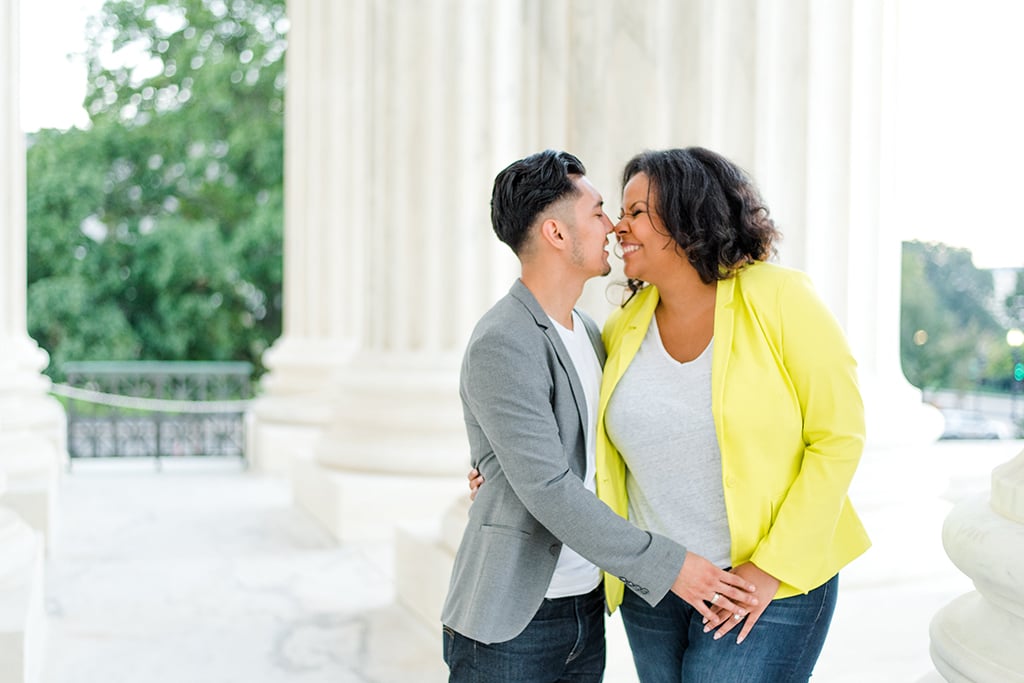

{"left": 597, "top": 261, "right": 870, "bottom": 611}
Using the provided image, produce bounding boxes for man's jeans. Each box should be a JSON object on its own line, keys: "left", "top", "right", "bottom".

{"left": 619, "top": 574, "right": 838, "bottom": 683}
{"left": 442, "top": 584, "right": 605, "bottom": 682}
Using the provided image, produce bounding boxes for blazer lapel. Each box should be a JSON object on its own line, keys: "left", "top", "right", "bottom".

{"left": 712, "top": 275, "right": 737, "bottom": 440}
{"left": 603, "top": 287, "right": 659, "bottom": 403}
{"left": 579, "top": 311, "right": 607, "bottom": 367}
{"left": 509, "top": 281, "right": 590, "bottom": 451}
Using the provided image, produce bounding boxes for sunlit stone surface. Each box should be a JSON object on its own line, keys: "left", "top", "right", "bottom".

{"left": 930, "top": 448, "right": 1024, "bottom": 682}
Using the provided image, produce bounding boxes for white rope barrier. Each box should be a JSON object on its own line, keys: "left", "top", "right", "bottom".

{"left": 50, "top": 383, "right": 252, "bottom": 414}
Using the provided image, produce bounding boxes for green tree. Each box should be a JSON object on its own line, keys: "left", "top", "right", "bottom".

{"left": 26, "top": 0, "right": 285, "bottom": 380}
{"left": 900, "top": 240, "right": 1003, "bottom": 391}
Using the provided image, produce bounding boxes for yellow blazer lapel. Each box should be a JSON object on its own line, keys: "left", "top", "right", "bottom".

{"left": 712, "top": 276, "right": 737, "bottom": 444}
{"left": 603, "top": 287, "right": 659, "bottom": 398}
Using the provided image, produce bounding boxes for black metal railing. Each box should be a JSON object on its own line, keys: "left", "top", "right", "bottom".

{"left": 54, "top": 361, "right": 253, "bottom": 466}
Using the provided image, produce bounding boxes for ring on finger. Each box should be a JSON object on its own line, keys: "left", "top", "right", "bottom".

{"left": 710, "top": 592, "right": 720, "bottom": 605}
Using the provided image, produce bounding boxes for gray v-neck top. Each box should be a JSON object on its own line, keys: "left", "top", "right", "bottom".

{"left": 604, "top": 315, "right": 732, "bottom": 568}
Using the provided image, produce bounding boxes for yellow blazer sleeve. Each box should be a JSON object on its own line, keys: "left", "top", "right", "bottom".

{"left": 745, "top": 270, "right": 869, "bottom": 591}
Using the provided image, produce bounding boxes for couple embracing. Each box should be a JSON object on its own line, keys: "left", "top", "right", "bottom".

{"left": 441, "top": 148, "right": 869, "bottom": 683}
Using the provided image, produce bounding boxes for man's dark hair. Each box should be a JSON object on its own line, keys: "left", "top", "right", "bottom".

{"left": 490, "top": 150, "right": 586, "bottom": 255}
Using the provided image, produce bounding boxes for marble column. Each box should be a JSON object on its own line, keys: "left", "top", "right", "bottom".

{"left": 0, "top": 5, "right": 51, "bottom": 680}
{"left": 788, "top": 0, "right": 941, "bottom": 449}
{"left": 929, "top": 448, "right": 1024, "bottom": 682}
{"left": 0, "top": 0, "right": 62, "bottom": 542}
{"left": 244, "top": 0, "right": 362, "bottom": 475}
{"left": 258, "top": 0, "right": 532, "bottom": 538}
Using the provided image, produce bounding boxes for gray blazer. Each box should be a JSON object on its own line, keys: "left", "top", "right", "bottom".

{"left": 441, "top": 280, "right": 687, "bottom": 644}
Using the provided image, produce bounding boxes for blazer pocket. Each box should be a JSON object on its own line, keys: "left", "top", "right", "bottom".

{"left": 480, "top": 524, "right": 532, "bottom": 540}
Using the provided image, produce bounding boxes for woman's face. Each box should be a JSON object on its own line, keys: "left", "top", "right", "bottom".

{"left": 615, "top": 172, "right": 685, "bottom": 283}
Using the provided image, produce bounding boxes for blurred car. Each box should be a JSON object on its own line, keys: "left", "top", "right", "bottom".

{"left": 939, "top": 409, "right": 1014, "bottom": 440}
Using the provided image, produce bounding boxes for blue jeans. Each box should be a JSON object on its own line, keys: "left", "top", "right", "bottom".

{"left": 442, "top": 584, "right": 606, "bottom": 682}
{"left": 619, "top": 574, "right": 838, "bottom": 683}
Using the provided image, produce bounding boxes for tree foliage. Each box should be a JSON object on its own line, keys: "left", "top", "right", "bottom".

{"left": 900, "top": 240, "right": 1010, "bottom": 391}
{"left": 26, "top": 0, "right": 285, "bottom": 380}
{"left": 1006, "top": 270, "right": 1024, "bottom": 332}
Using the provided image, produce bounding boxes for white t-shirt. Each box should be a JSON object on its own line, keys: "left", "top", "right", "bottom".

{"left": 544, "top": 311, "right": 603, "bottom": 598}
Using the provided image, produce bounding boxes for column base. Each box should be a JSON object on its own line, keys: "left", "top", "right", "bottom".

{"left": 246, "top": 398, "right": 332, "bottom": 475}
{"left": 395, "top": 497, "right": 468, "bottom": 628}
{"left": 941, "top": 492, "right": 1024, "bottom": 614}
{"left": 859, "top": 373, "right": 944, "bottom": 449}
{"left": 930, "top": 592, "right": 1024, "bottom": 683}
{"left": 395, "top": 521, "right": 454, "bottom": 628}
{"left": 0, "top": 509, "right": 46, "bottom": 683}
{"left": 0, "top": 434, "right": 59, "bottom": 547}
{"left": 313, "top": 351, "right": 468, "bottom": 477}
{"left": 291, "top": 453, "right": 466, "bottom": 542}
{"left": 0, "top": 336, "right": 68, "bottom": 457}
{"left": 248, "top": 336, "right": 356, "bottom": 475}
{"left": 844, "top": 438, "right": 959, "bottom": 592}
{"left": 927, "top": 449, "right": 1024, "bottom": 682}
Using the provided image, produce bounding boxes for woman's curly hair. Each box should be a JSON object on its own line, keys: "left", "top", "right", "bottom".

{"left": 621, "top": 147, "right": 780, "bottom": 298}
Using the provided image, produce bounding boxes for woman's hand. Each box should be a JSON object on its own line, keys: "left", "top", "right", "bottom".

{"left": 467, "top": 467, "right": 484, "bottom": 501}
{"left": 703, "top": 562, "right": 780, "bottom": 644}
{"left": 670, "top": 552, "right": 759, "bottom": 623}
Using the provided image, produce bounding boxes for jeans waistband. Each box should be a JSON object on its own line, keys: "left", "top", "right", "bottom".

{"left": 544, "top": 582, "right": 603, "bottom": 604}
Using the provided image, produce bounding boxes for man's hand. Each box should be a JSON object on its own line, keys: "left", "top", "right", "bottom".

{"left": 467, "top": 467, "right": 484, "bottom": 501}
{"left": 702, "top": 562, "right": 780, "bottom": 644}
{"left": 670, "top": 552, "right": 759, "bottom": 623}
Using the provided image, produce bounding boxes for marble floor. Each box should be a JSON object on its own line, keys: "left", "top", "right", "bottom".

{"left": 38, "top": 438, "right": 1024, "bottom": 683}
{"left": 41, "top": 458, "right": 446, "bottom": 683}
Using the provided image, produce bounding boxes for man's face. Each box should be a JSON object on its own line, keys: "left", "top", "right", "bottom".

{"left": 564, "top": 175, "right": 614, "bottom": 277}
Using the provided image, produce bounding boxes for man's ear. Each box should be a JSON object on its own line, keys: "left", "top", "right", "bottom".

{"left": 538, "top": 217, "right": 568, "bottom": 251}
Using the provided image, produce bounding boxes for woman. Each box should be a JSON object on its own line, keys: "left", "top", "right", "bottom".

{"left": 598, "top": 147, "right": 869, "bottom": 681}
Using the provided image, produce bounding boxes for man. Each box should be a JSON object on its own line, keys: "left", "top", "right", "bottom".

{"left": 441, "top": 150, "right": 756, "bottom": 681}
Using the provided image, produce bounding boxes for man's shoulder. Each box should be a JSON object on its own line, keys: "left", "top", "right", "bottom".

{"left": 460, "top": 292, "right": 554, "bottom": 398}
{"left": 473, "top": 291, "right": 534, "bottom": 330}
{"left": 466, "top": 291, "right": 544, "bottom": 353}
